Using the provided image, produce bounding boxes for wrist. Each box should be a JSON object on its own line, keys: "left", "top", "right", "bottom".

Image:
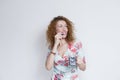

{"left": 50, "top": 51, "right": 56, "bottom": 55}
{"left": 54, "top": 43, "right": 58, "bottom": 48}
{"left": 52, "top": 45, "right": 58, "bottom": 53}
{"left": 77, "top": 61, "right": 84, "bottom": 65}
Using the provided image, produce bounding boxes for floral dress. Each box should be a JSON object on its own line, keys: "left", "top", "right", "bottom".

{"left": 47, "top": 41, "right": 86, "bottom": 80}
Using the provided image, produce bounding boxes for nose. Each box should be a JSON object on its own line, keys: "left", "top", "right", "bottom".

{"left": 63, "top": 26, "right": 67, "bottom": 31}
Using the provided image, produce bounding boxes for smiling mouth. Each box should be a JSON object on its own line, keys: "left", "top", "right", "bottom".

{"left": 61, "top": 32, "right": 67, "bottom": 35}
{"left": 61, "top": 33, "right": 64, "bottom": 35}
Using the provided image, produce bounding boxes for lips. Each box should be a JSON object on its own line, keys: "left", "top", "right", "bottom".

{"left": 61, "top": 32, "right": 67, "bottom": 35}
{"left": 61, "top": 32, "right": 67, "bottom": 39}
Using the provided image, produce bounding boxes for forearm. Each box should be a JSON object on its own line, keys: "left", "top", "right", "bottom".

{"left": 45, "top": 44, "right": 58, "bottom": 70}
{"left": 45, "top": 53, "right": 55, "bottom": 70}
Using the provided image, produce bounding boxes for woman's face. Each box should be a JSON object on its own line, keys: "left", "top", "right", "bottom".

{"left": 55, "top": 20, "right": 68, "bottom": 39}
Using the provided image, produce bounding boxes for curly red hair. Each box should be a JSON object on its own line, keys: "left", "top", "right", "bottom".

{"left": 46, "top": 16, "right": 76, "bottom": 49}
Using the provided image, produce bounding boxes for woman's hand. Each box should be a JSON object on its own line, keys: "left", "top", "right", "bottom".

{"left": 76, "top": 56, "right": 86, "bottom": 71}
{"left": 54, "top": 32, "right": 63, "bottom": 46}
{"left": 76, "top": 56, "right": 83, "bottom": 64}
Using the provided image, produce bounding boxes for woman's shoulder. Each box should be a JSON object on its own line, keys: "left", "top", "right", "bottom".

{"left": 68, "top": 39, "right": 83, "bottom": 49}
{"left": 73, "top": 39, "right": 83, "bottom": 49}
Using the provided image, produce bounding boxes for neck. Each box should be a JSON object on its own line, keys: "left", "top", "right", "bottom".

{"left": 60, "top": 39, "right": 67, "bottom": 46}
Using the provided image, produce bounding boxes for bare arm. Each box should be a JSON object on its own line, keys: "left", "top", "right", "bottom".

{"left": 45, "top": 44, "right": 58, "bottom": 70}
{"left": 45, "top": 33, "right": 62, "bottom": 70}
{"left": 76, "top": 41, "right": 86, "bottom": 71}
{"left": 77, "top": 62, "right": 86, "bottom": 71}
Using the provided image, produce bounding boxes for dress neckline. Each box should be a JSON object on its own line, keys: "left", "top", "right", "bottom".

{"left": 56, "top": 43, "right": 70, "bottom": 58}
{"left": 55, "top": 41, "right": 76, "bottom": 58}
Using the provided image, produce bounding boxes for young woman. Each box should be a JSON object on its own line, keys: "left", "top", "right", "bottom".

{"left": 45, "top": 16, "right": 86, "bottom": 80}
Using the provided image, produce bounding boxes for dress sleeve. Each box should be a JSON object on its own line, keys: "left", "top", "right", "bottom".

{"left": 75, "top": 41, "right": 86, "bottom": 64}
{"left": 46, "top": 47, "right": 51, "bottom": 58}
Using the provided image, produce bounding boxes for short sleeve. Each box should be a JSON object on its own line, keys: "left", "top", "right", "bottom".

{"left": 46, "top": 47, "right": 51, "bottom": 58}
{"left": 75, "top": 41, "right": 86, "bottom": 64}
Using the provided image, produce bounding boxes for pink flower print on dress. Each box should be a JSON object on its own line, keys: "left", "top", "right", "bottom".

{"left": 71, "top": 74, "right": 78, "bottom": 80}
{"left": 63, "top": 56, "right": 67, "bottom": 60}
{"left": 64, "top": 60, "right": 69, "bottom": 66}
{"left": 71, "top": 48, "right": 77, "bottom": 53}
{"left": 75, "top": 42, "right": 82, "bottom": 49}
{"left": 54, "top": 75, "right": 57, "bottom": 80}
{"left": 68, "top": 42, "right": 73, "bottom": 49}
{"left": 57, "top": 60, "right": 64, "bottom": 65}
{"left": 63, "top": 56, "right": 69, "bottom": 66}
{"left": 54, "top": 74, "right": 63, "bottom": 80}
{"left": 68, "top": 43, "right": 77, "bottom": 54}
{"left": 54, "top": 62, "right": 58, "bottom": 66}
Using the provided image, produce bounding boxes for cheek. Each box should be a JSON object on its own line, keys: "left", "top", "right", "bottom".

{"left": 56, "top": 28, "right": 62, "bottom": 33}
{"left": 66, "top": 28, "right": 68, "bottom": 32}
{"left": 64, "top": 27, "right": 68, "bottom": 31}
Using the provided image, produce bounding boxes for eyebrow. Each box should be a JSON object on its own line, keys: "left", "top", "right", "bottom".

{"left": 58, "top": 24, "right": 67, "bottom": 26}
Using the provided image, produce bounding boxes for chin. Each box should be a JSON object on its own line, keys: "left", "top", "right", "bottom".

{"left": 62, "top": 36, "right": 67, "bottom": 39}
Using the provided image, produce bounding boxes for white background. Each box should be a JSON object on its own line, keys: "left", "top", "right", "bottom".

{"left": 0, "top": 0, "right": 120, "bottom": 80}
